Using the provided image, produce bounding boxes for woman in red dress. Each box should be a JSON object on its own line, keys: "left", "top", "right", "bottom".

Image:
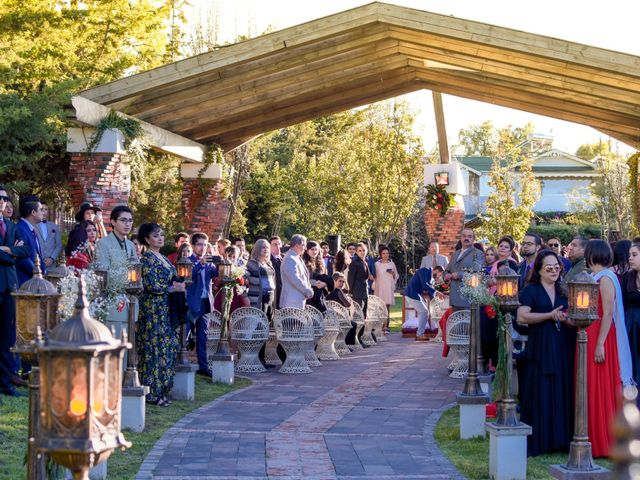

{"left": 65, "top": 220, "right": 97, "bottom": 270}
{"left": 583, "top": 239, "right": 633, "bottom": 457}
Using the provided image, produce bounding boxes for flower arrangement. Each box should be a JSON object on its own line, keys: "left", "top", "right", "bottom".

{"left": 58, "top": 268, "right": 113, "bottom": 322}
{"left": 434, "top": 279, "right": 450, "bottom": 294}
{"left": 426, "top": 183, "right": 455, "bottom": 216}
{"left": 459, "top": 269, "right": 494, "bottom": 306}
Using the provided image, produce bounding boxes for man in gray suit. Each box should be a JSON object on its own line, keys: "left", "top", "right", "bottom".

{"left": 38, "top": 201, "right": 62, "bottom": 268}
{"left": 94, "top": 205, "right": 137, "bottom": 338}
{"left": 279, "top": 234, "right": 313, "bottom": 309}
{"left": 420, "top": 240, "right": 449, "bottom": 270}
{"left": 444, "top": 228, "right": 484, "bottom": 310}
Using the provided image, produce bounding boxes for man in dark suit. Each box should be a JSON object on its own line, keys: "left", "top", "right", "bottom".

{"left": 348, "top": 242, "right": 371, "bottom": 315}
{"left": 16, "top": 196, "right": 46, "bottom": 285}
{"left": 320, "top": 241, "right": 334, "bottom": 277}
{"left": 186, "top": 232, "right": 217, "bottom": 378}
{"left": 518, "top": 232, "right": 542, "bottom": 290}
{"left": 0, "top": 186, "right": 29, "bottom": 396}
{"left": 270, "top": 236, "right": 283, "bottom": 309}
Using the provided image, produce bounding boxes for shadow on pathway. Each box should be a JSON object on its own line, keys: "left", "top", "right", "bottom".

{"left": 136, "top": 335, "right": 466, "bottom": 479}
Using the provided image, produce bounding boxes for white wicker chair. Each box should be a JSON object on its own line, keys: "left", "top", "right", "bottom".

{"left": 230, "top": 307, "right": 269, "bottom": 373}
{"left": 325, "top": 300, "right": 352, "bottom": 356}
{"left": 205, "top": 311, "right": 222, "bottom": 373}
{"left": 316, "top": 308, "right": 340, "bottom": 360}
{"left": 264, "top": 323, "right": 282, "bottom": 366}
{"left": 304, "top": 305, "right": 325, "bottom": 367}
{"left": 367, "top": 295, "right": 388, "bottom": 342}
{"left": 349, "top": 298, "right": 367, "bottom": 349}
{"left": 446, "top": 310, "right": 470, "bottom": 379}
{"left": 430, "top": 295, "right": 449, "bottom": 343}
{"left": 273, "top": 308, "right": 314, "bottom": 374}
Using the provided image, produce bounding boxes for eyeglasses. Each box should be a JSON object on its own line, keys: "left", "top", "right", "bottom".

{"left": 548, "top": 243, "right": 560, "bottom": 248}
{"left": 117, "top": 218, "right": 134, "bottom": 224}
{"left": 522, "top": 241, "right": 536, "bottom": 246}
{"left": 0, "top": 196, "right": 9, "bottom": 201}
{"left": 542, "top": 264, "right": 561, "bottom": 272}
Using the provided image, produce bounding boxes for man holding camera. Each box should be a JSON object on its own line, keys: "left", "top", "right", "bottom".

{"left": 187, "top": 232, "right": 217, "bottom": 378}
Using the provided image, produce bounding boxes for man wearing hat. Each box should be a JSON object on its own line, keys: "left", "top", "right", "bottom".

{"left": 75, "top": 202, "right": 107, "bottom": 239}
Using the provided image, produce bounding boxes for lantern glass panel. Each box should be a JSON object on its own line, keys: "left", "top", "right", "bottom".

{"left": 16, "top": 297, "right": 39, "bottom": 341}
{"left": 107, "top": 353, "right": 120, "bottom": 413}
{"left": 50, "top": 356, "right": 69, "bottom": 418}
{"left": 92, "top": 355, "right": 106, "bottom": 418}
{"left": 69, "top": 357, "right": 88, "bottom": 421}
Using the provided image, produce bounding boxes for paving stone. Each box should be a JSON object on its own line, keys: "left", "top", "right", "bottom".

{"left": 135, "top": 336, "right": 465, "bottom": 479}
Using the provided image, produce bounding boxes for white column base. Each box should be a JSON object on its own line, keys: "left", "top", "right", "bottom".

{"left": 212, "top": 359, "right": 235, "bottom": 385}
{"left": 479, "top": 374, "right": 493, "bottom": 397}
{"left": 459, "top": 402, "right": 487, "bottom": 439}
{"left": 172, "top": 365, "right": 197, "bottom": 400}
{"left": 486, "top": 422, "right": 532, "bottom": 480}
{"left": 121, "top": 391, "right": 146, "bottom": 432}
{"left": 65, "top": 461, "right": 107, "bottom": 480}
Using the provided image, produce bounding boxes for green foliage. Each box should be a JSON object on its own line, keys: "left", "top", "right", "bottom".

{"left": 529, "top": 223, "right": 602, "bottom": 244}
{"left": 243, "top": 100, "right": 423, "bottom": 248}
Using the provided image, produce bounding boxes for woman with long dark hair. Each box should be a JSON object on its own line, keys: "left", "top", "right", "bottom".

{"left": 612, "top": 239, "right": 632, "bottom": 283}
{"left": 516, "top": 249, "right": 576, "bottom": 456}
{"left": 303, "top": 241, "right": 332, "bottom": 312}
{"left": 623, "top": 242, "right": 640, "bottom": 390}
{"left": 65, "top": 220, "right": 97, "bottom": 270}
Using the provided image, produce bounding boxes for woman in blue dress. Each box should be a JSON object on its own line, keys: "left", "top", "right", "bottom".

{"left": 516, "top": 249, "right": 576, "bottom": 456}
{"left": 137, "top": 223, "right": 186, "bottom": 406}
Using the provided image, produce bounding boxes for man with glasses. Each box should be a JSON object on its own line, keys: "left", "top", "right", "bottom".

{"left": 0, "top": 186, "right": 29, "bottom": 397}
{"left": 95, "top": 205, "right": 137, "bottom": 338}
{"left": 518, "top": 232, "right": 543, "bottom": 289}
{"left": 546, "top": 236, "right": 572, "bottom": 274}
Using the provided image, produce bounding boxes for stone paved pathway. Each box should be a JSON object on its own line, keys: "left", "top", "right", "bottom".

{"left": 136, "top": 335, "right": 466, "bottom": 479}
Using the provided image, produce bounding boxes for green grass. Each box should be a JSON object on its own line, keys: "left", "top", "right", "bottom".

{"left": 389, "top": 293, "right": 403, "bottom": 332}
{"left": 434, "top": 406, "right": 613, "bottom": 479}
{"left": 0, "top": 376, "right": 250, "bottom": 480}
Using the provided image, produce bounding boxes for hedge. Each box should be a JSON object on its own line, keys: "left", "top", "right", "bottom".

{"left": 528, "top": 224, "right": 602, "bottom": 245}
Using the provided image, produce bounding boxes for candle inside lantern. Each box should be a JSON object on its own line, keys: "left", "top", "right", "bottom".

{"left": 70, "top": 396, "right": 87, "bottom": 416}
{"left": 506, "top": 282, "right": 514, "bottom": 296}
{"left": 576, "top": 291, "right": 589, "bottom": 309}
{"left": 468, "top": 274, "right": 480, "bottom": 288}
{"left": 128, "top": 269, "right": 139, "bottom": 283}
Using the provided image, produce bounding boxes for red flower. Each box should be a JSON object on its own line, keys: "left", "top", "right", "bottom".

{"left": 437, "top": 193, "right": 443, "bottom": 199}
{"left": 435, "top": 204, "right": 441, "bottom": 209}
{"left": 117, "top": 300, "right": 125, "bottom": 313}
{"left": 237, "top": 277, "right": 246, "bottom": 286}
{"left": 484, "top": 305, "right": 497, "bottom": 319}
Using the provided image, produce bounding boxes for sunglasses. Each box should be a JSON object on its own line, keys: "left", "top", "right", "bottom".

{"left": 542, "top": 264, "right": 561, "bottom": 272}
{"left": 0, "top": 196, "right": 9, "bottom": 201}
{"left": 548, "top": 243, "right": 560, "bottom": 248}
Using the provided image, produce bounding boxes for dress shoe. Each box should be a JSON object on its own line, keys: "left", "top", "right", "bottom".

{"left": 415, "top": 334, "right": 430, "bottom": 342}
{"left": 0, "top": 387, "right": 27, "bottom": 397}
{"left": 196, "top": 369, "right": 213, "bottom": 378}
{"left": 11, "top": 374, "right": 28, "bottom": 388}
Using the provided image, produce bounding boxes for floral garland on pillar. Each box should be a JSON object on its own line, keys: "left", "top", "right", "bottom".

{"left": 426, "top": 183, "right": 455, "bottom": 216}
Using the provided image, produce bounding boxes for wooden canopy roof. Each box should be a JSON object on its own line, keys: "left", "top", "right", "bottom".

{"left": 78, "top": 2, "right": 640, "bottom": 154}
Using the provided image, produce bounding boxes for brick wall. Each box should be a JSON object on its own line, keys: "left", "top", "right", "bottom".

{"left": 68, "top": 152, "right": 131, "bottom": 218}
{"left": 181, "top": 178, "right": 229, "bottom": 239}
{"left": 424, "top": 206, "right": 465, "bottom": 258}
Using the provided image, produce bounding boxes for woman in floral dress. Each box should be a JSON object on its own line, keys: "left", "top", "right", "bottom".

{"left": 137, "top": 223, "right": 185, "bottom": 406}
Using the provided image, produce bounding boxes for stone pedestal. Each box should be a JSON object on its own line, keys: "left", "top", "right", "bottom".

{"left": 66, "top": 461, "right": 107, "bottom": 480}
{"left": 457, "top": 393, "right": 489, "bottom": 439}
{"left": 173, "top": 364, "right": 198, "bottom": 400}
{"left": 486, "top": 422, "right": 532, "bottom": 480}
{"left": 479, "top": 373, "right": 493, "bottom": 397}
{"left": 121, "top": 386, "right": 148, "bottom": 433}
{"left": 548, "top": 464, "right": 611, "bottom": 479}
{"left": 211, "top": 353, "right": 236, "bottom": 385}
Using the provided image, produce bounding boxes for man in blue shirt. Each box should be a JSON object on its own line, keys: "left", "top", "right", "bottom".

{"left": 404, "top": 267, "right": 441, "bottom": 341}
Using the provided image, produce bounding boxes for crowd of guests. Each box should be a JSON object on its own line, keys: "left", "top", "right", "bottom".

{"left": 423, "top": 227, "right": 640, "bottom": 459}
{"left": 0, "top": 191, "right": 399, "bottom": 407}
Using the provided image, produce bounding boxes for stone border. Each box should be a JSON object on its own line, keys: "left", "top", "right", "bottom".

{"left": 422, "top": 402, "right": 467, "bottom": 480}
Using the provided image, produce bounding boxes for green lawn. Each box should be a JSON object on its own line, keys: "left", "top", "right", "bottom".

{"left": 434, "top": 406, "right": 613, "bottom": 479}
{"left": 389, "top": 293, "right": 403, "bottom": 332}
{"left": 0, "top": 376, "right": 249, "bottom": 480}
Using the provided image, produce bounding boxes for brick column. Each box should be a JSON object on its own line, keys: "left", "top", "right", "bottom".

{"left": 424, "top": 206, "right": 465, "bottom": 258}
{"left": 181, "top": 179, "right": 228, "bottom": 239}
{"left": 67, "top": 128, "right": 130, "bottom": 217}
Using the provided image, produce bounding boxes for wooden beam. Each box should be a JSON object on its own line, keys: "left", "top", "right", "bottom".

{"left": 432, "top": 91, "right": 450, "bottom": 164}
{"left": 70, "top": 96, "right": 207, "bottom": 162}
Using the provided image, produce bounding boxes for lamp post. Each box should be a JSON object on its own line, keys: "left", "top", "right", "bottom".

{"left": 210, "top": 260, "right": 235, "bottom": 384}
{"left": 550, "top": 270, "right": 608, "bottom": 478}
{"left": 12, "top": 257, "right": 62, "bottom": 480}
{"left": 175, "top": 256, "right": 193, "bottom": 367}
{"left": 612, "top": 385, "right": 640, "bottom": 479}
{"left": 122, "top": 257, "right": 143, "bottom": 389}
{"left": 462, "top": 271, "right": 484, "bottom": 396}
{"left": 44, "top": 255, "right": 70, "bottom": 291}
{"left": 37, "top": 276, "right": 131, "bottom": 480}
{"left": 92, "top": 264, "right": 108, "bottom": 296}
{"left": 494, "top": 266, "right": 521, "bottom": 426}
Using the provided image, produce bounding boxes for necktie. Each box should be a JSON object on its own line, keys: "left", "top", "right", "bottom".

{"left": 432, "top": 255, "right": 437, "bottom": 269}
{"left": 32, "top": 228, "right": 41, "bottom": 254}
{"left": 0, "top": 219, "right": 5, "bottom": 240}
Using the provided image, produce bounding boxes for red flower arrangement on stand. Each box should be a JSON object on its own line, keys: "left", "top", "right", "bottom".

{"left": 426, "top": 184, "right": 454, "bottom": 216}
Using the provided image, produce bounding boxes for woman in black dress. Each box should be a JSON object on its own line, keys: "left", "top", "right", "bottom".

{"left": 303, "top": 241, "right": 333, "bottom": 312}
{"left": 623, "top": 242, "right": 640, "bottom": 389}
{"left": 516, "top": 249, "right": 576, "bottom": 457}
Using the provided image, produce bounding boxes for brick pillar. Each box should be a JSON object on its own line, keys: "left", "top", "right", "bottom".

{"left": 181, "top": 178, "right": 229, "bottom": 239}
{"left": 67, "top": 128, "right": 130, "bottom": 218}
{"left": 424, "top": 206, "right": 465, "bottom": 258}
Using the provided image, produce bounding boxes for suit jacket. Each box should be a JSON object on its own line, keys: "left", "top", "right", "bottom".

{"left": 419, "top": 254, "right": 449, "bottom": 270}
{"left": 271, "top": 254, "right": 283, "bottom": 309}
{"left": 186, "top": 254, "right": 216, "bottom": 318}
{"left": 0, "top": 218, "right": 30, "bottom": 293}
{"left": 348, "top": 255, "right": 370, "bottom": 301}
{"left": 38, "top": 221, "right": 62, "bottom": 264}
{"left": 323, "top": 255, "right": 334, "bottom": 278}
{"left": 16, "top": 219, "right": 47, "bottom": 285}
{"left": 444, "top": 246, "right": 485, "bottom": 308}
{"left": 94, "top": 233, "right": 137, "bottom": 324}
{"left": 279, "top": 250, "right": 313, "bottom": 309}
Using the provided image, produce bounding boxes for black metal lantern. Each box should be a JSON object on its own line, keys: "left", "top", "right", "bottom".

{"left": 126, "top": 257, "right": 143, "bottom": 294}
{"left": 12, "top": 257, "right": 61, "bottom": 365}
{"left": 176, "top": 255, "right": 193, "bottom": 286}
{"left": 218, "top": 259, "right": 232, "bottom": 282}
{"left": 92, "top": 264, "right": 108, "bottom": 294}
{"left": 37, "top": 277, "right": 131, "bottom": 480}
{"left": 495, "top": 266, "right": 520, "bottom": 312}
{"left": 568, "top": 271, "right": 599, "bottom": 328}
{"left": 44, "top": 256, "right": 70, "bottom": 291}
{"left": 466, "top": 271, "right": 481, "bottom": 289}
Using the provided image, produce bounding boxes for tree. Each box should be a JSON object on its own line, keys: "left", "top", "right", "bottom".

{"left": 466, "top": 122, "right": 540, "bottom": 244}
